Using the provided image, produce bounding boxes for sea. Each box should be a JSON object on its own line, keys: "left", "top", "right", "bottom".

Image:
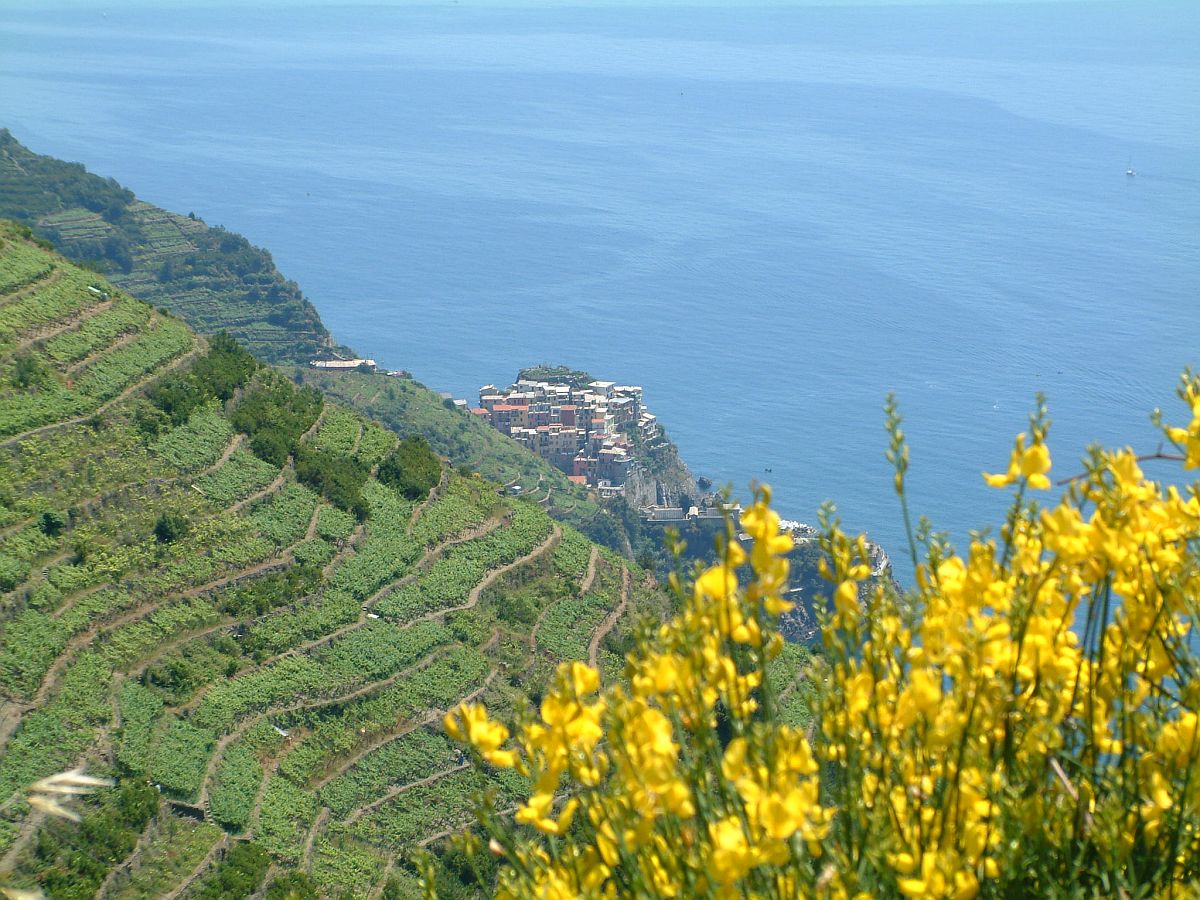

{"left": 2, "top": 1, "right": 1198, "bottom": 576}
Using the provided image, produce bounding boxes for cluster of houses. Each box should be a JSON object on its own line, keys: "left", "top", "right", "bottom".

{"left": 470, "top": 377, "right": 661, "bottom": 496}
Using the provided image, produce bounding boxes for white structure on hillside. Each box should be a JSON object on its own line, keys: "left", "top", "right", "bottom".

{"left": 309, "top": 358, "right": 377, "bottom": 372}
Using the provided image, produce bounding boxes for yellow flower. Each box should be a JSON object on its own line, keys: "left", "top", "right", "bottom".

{"left": 1019, "top": 441, "right": 1052, "bottom": 490}
{"left": 444, "top": 703, "right": 508, "bottom": 754}
{"left": 442, "top": 395, "right": 1200, "bottom": 898}
{"left": 984, "top": 431, "right": 1051, "bottom": 489}
{"left": 708, "top": 817, "right": 759, "bottom": 885}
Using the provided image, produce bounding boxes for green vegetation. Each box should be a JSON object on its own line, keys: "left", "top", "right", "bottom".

{"left": 0, "top": 220, "right": 687, "bottom": 898}
{"left": 8, "top": 780, "right": 159, "bottom": 899}
{"left": 377, "top": 434, "right": 442, "bottom": 501}
{"left": 189, "top": 841, "right": 272, "bottom": 899}
{"left": 108, "top": 813, "right": 224, "bottom": 900}
{"left": 0, "top": 130, "right": 816, "bottom": 898}
{"left": 231, "top": 370, "right": 323, "bottom": 466}
{"left": 516, "top": 364, "right": 594, "bottom": 390}
{"left": 0, "top": 130, "right": 336, "bottom": 363}
{"left": 195, "top": 447, "right": 279, "bottom": 505}
{"left": 303, "top": 369, "right": 594, "bottom": 517}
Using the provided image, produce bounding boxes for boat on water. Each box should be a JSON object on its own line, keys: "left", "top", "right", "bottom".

{"left": 1126, "top": 156, "right": 1137, "bottom": 177}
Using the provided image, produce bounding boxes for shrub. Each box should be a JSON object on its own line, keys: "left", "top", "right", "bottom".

{"left": 378, "top": 435, "right": 442, "bottom": 501}
{"left": 13, "top": 352, "right": 50, "bottom": 389}
{"left": 443, "top": 376, "right": 1200, "bottom": 898}
{"left": 38, "top": 510, "right": 66, "bottom": 537}
{"left": 294, "top": 444, "right": 368, "bottom": 519}
{"left": 192, "top": 841, "right": 271, "bottom": 899}
{"left": 145, "top": 332, "right": 258, "bottom": 426}
{"left": 232, "top": 371, "right": 323, "bottom": 467}
{"left": 153, "top": 511, "right": 189, "bottom": 544}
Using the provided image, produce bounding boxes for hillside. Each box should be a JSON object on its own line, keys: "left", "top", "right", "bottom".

{"left": 0, "top": 128, "right": 844, "bottom": 579}
{"left": 0, "top": 130, "right": 336, "bottom": 365}
{"left": 0, "top": 132, "right": 648, "bottom": 544}
{"left": 0, "top": 229, "right": 765, "bottom": 898}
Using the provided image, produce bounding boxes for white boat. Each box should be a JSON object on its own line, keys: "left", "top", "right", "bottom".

{"left": 1126, "top": 156, "right": 1136, "bottom": 177}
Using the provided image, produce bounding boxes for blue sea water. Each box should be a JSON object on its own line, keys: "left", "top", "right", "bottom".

{"left": 2, "top": 2, "right": 1198, "bottom": 571}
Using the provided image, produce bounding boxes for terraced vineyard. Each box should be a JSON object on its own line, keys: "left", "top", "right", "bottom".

{"left": 0, "top": 131, "right": 335, "bottom": 364}
{"left": 0, "top": 229, "right": 713, "bottom": 898}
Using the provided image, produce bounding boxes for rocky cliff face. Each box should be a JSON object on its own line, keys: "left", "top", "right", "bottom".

{"left": 628, "top": 431, "right": 699, "bottom": 508}
{"left": 623, "top": 451, "right": 697, "bottom": 511}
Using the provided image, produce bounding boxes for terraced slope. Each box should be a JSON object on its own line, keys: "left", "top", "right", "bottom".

{"left": 0, "top": 229, "right": 692, "bottom": 898}
{"left": 0, "top": 130, "right": 775, "bottom": 574}
{"left": 0, "top": 130, "right": 336, "bottom": 364}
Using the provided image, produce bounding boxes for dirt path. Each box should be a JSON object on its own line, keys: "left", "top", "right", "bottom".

{"left": 174, "top": 551, "right": 297, "bottom": 603}
{"left": 415, "top": 804, "right": 519, "bottom": 849}
{"left": 527, "top": 590, "right": 558, "bottom": 658}
{"left": 343, "top": 763, "right": 470, "bottom": 826}
{"left": 0, "top": 515, "right": 34, "bottom": 543}
{"left": 194, "top": 647, "right": 454, "bottom": 810}
{"left": 49, "top": 580, "right": 113, "bottom": 622}
{"left": 0, "top": 550, "right": 71, "bottom": 616}
{"left": 588, "top": 566, "right": 630, "bottom": 669}
{"left": 304, "top": 501, "right": 322, "bottom": 541}
{"left": 298, "top": 404, "right": 329, "bottom": 443}
{"left": 230, "top": 465, "right": 289, "bottom": 514}
{"left": 95, "top": 809, "right": 162, "bottom": 899}
{"left": 123, "top": 618, "right": 233, "bottom": 680}
{"left": 579, "top": 547, "right": 600, "bottom": 595}
{"left": 301, "top": 807, "right": 330, "bottom": 872}
{"left": 368, "top": 856, "right": 398, "bottom": 900}
{"left": 0, "top": 342, "right": 203, "bottom": 449}
{"left": 0, "top": 741, "right": 109, "bottom": 865}
{"left": 349, "top": 420, "right": 364, "bottom": 456}
{"left": 401, "top": 524, "right": 561, "bottom": 630}
{"left": 408, "top": 466, "right": 450, "bottom": 527}
{"left": 322, "top": 517, "right": 368, "bottom": 579}
{"left": 0, "top": 698, "right": 31, "bottom": 751}
{"left": 179, "top": 519, "right": 522, "bottom": 773}
{"left": 0, "top": 807, "right": 47, "bottom": 872}
{"left": 0, "top": 265, "right": 63, "bottom": 306}
{"left": 776, "top": 662, "right": 811, "bottom": 704}
{"left": 368, "top": 513, "right": 506, "bottom": 611}
{"left": 64, "top": 318, "right": 148, "bottom": 377}
{"left": 29, "top": 549, "right": 294, "bottom": 711}
{"left": 314, "top": 639, "right": 502, "bottom": 796}
{"left": 197, "top": 433, "right": 244, "bottom": 479}
{"left": 8, "top": 297, "right": 114, "bottom": 354}
{"left": 524, "top": 553, "right": 591, "bottom": 672}
{"left": 206, "top": 514, "right": 507, "bottom": 699}
{"left": 50, "top": 432, "right": 242, "bottom": 529}
{"left": 245, "top": 753, "right": 284, "bottom": 836}
{"left": 161, "top": 833, "right": 229, "bottom": 900}
{"left": 249, "top": 863, "right": 279, "bottom": 900}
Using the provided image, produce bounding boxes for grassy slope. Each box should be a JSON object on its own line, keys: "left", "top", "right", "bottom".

{"left": 0, "top": 231, "right": 718, "bottom": 898}
{"left": 301, "top": 368, "right": 604, "bottom": 526}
